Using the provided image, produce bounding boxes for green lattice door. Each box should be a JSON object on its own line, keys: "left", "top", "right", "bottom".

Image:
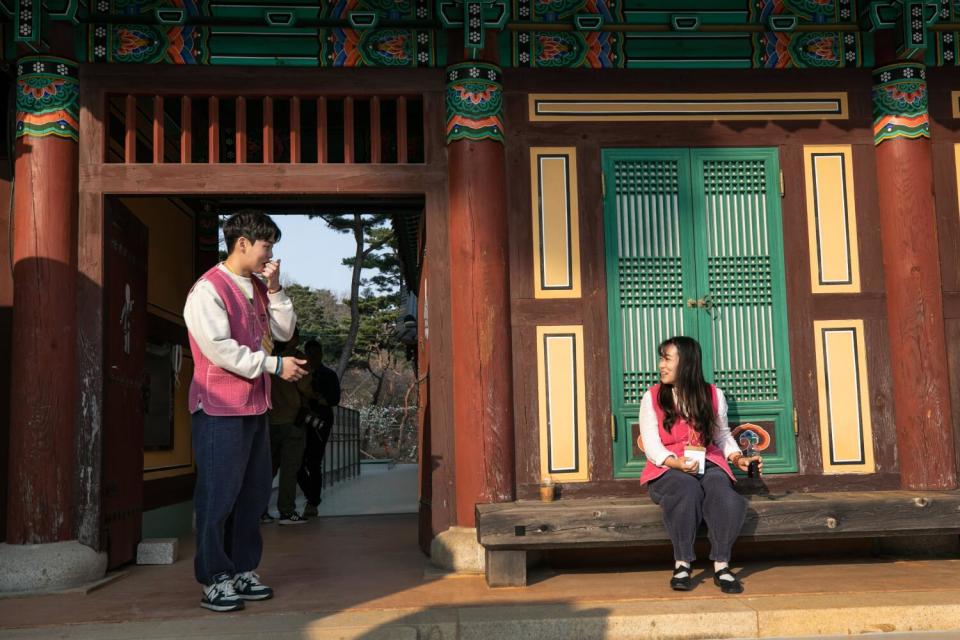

{"left": 603, "top": 148, "right": 796, "bottom": 478}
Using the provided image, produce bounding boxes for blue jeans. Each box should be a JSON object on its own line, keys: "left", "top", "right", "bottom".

{"left": 192, "top": 410, "right": 272, "bottom": 585}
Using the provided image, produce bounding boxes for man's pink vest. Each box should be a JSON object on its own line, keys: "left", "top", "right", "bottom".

{"left": 639, "top": 383, "right": 734, "bottom": 485}
{"left": 187, "top": 266, "right": 272, "bottom": 416}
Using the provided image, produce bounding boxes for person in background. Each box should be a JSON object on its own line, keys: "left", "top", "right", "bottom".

{"left": 184, "top": 211, "right": 308, "bottom": 612}
{"left": 297, "top": 339, "right": 341, "bottom": 518}
{"left": 266, "top": 326, "right": 319, "bottom": 525}
{"left": 397, "top": 314, "right": 418, "bottom": 366}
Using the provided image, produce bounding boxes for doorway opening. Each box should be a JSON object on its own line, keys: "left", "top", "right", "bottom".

{"left": 101, "top": 193, "right": 427, "bottom": 569}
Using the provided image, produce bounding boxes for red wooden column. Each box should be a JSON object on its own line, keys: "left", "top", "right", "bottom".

{"left": 872, "top": 62, "right": 957, "bottom": 490}
{"left": 446, "top": 61, "right": 514, "bottom": 526}
{"left": 7, "top": 56, "right": 80, "bottom": 543}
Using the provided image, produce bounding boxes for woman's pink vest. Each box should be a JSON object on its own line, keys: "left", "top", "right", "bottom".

{"left": 639, "top": 383, "right": 735, "bottom": 485}
{"left": 187, "top": 266, "right": 272, "bottom": 416}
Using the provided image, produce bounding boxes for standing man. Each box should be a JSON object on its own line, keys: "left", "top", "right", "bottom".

{"left": 267, "top": 326, "right": 317, "bottom": 525}
{"left": 184, "top": 211, "right": 307, "bottom": 612}
{"left": 298, "top": 339, "right": 341, "bottom": 518}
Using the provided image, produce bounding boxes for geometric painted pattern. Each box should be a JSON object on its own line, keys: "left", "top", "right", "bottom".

{"left": 872, "top": 62, "right": 928, "bottom": 145}
{"left": 16, "top": 56, "right": 80, "bottom": 141}
{"left": 446, "top": 62, "right": 504, "bottom": 144}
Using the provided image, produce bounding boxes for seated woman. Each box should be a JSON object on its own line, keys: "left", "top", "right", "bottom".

{"left": 638, "top": 336, "right": 761, "bottom": 594}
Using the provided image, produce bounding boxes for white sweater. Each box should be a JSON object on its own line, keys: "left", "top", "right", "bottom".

{"left": 183, "top": 264, "right": 296, "bottom": 382}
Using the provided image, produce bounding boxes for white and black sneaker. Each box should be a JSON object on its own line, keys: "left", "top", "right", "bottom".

{"left": 277, "top": 512, "right": 307, "bottom": 525}
{"left": 233, "top": 571, "right": 274, "bottom": 601}
{"left": 201, "top": 574, "right": 245, "bottom": 612}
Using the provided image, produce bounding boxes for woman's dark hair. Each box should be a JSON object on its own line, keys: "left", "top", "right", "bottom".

{"left": 222, "top": 210, "right": 281, "bottom": 254}
{"left": 656, "top": 336, "right": 714, "bottom": 445}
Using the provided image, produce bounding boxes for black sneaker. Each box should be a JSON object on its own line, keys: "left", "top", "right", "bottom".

{"left": 201, "top": 574, "right": 245, "bottom": 612}
{"left": 233, "top": 571, "right": 274, "bottom": 601}
{"left": 277, "top": 512, "right": 307, "bottom": 525}
{"left": 259, "top": 512, "right": 276, "bottom": 525}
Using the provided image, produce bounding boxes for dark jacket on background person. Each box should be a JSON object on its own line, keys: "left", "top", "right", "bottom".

{"left": 311, "top": 363, "right": 341, "bottom": 409}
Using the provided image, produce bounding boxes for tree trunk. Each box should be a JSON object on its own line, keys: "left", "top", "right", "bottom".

{"left": 369, "top": 365, "right": 386, "bottom": 406}
{"left": 336, "top": 212, "right": 364, "bottom": 380}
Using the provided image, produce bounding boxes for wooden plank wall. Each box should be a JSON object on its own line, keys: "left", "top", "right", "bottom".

{"left": 929, "top": 68, "right": 960, "bottom": 489}
{"left": 504, "top": 68, "right": 899, "bottom": 498}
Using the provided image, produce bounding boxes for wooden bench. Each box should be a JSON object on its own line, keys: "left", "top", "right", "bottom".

{"left": 475, "top": 490, "right": 960, "bottom": 587}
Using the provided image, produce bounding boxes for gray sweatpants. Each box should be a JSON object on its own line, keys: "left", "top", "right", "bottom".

{"left": 647, "top": 463, "right": 748, "bottom": 563}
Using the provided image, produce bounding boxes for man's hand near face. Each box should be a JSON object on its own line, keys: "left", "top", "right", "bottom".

{"left": 261, "top": 259, "right": 282, "bottom": 293}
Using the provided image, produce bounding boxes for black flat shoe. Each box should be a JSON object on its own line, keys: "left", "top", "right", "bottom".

{"left": 713, "top": 567, "right": 743, "bottom": 594}
{"left": 670, "top": 565, "right": 693, "bottom": 591}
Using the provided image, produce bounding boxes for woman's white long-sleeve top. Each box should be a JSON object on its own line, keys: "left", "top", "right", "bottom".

{"left": 637, "top": 387, "right": 742, "bottom": 466}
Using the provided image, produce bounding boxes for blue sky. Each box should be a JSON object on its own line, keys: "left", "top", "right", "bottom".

{"left": 272, "top": 215, "right": 356, "bottom": 296}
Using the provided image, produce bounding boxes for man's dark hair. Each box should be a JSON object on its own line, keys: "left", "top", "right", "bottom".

{"left": 222, "top": 210, "right": 281, "bottom": 254}
{"left": 303, "top": 339, "right": 323, "bottom": 359}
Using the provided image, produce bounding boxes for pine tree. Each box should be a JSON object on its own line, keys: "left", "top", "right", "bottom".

{"left": 309, "top": 212, "right": 396, "bottom": 380}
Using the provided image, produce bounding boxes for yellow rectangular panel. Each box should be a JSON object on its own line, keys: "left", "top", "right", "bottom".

{"left": 804, "top": 146, "right": 861, "bottom": 294}
{"left": 122, "top": 197, "right": 195, "bottom": 325}
{"left": 954, "top": 144, "right": 960, "bottom": 221}
{"left": 814, "top": 320, "right": 875, "bottom": 474}
{"left": 529, "top": 93, "right": 848, "bottom": 122}
{"left": 537, "top": 326, "right": 589, "bottom": 482}
{"left": 531, "top": 147, "right": 581, "bottom": 299}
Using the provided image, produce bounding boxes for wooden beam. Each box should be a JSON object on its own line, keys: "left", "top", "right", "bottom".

{"left": 344, "top": 96, "right": 354, "bottom": 164}
{"left": 124, "top": 94, "right": 136, "bottom": 163}
{"left": 235, "top": 97, "right": 247, "bottom": 164}
{"left": 79, "top": 82, "right": 106, "bottom": 167}
{"left": 208, "top": 96, "right": 219, "bottom": 164}
{"left": 81, "top": 163, "right": 446, "bottom": 195}
{"left": 476, "top": 491, "right": 960, "bottom": 549}
{"left": 370, "top": 96, "right": 381, "bottom": 163}
{"left": 81, "top": 65, "right": 443, "bottom": 97}
{"left": 317, "top": 97, "right": 328, "bottom": 164}
{"left": 290, "top": 96, "right": 301, "bottom": 164}
{"left": 152, "top": 96, "right": 164, "bottom": 164}
{"left": 397, "top": 96, "right": 408, "bottom": 164}
{"left": 180, "top": 96, "right": 192, "bottom": 164}
{"left": 263, "top": 96, "right": 274, "bottom": 163}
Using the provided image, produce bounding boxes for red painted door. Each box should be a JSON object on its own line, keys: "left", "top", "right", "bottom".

{"left": 102, "top": 202, "right": 149, "bottom": 569}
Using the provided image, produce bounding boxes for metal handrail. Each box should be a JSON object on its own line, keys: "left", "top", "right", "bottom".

{"left": 320, "top": 406, "right": 361, "bottom": 489}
